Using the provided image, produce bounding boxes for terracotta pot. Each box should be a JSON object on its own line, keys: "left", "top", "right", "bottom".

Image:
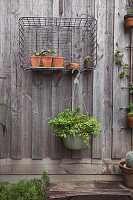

{"left": 124, "top": 14, "right": 133, "bottom": 28}
{"left": 53, "top": 57, "right": 64, "bottom": 68}
{"left": 42, "top": 56, "right": 52, "bottom": 68}
{"left": 128, "top": 117, "right": 133, "bottom": 128}
{"left": 30, "top": 56, "right": 41, "bottom": 67}
{"left": 66, "top": 63, "right": 80, "bottom": 69}
{"left": 84, "top": 60, "right": 93, "bottom": 68}
{"left": 63, "top": 135, "right": 87, "bottom": 150}
{"left": 119, "top": 160, "right": 133, "bottom": 189}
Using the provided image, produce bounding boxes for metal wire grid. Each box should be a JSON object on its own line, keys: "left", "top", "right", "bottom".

{"left": 19, "top": 17, "right": 97, "bottom": 70}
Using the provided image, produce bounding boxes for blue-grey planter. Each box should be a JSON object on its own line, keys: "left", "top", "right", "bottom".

{"left": 63, "top": 135, "right": 87, "bottom": 150}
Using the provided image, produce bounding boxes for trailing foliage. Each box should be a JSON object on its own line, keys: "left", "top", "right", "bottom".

{"left": 0, "top": 171, "right": 50, "bottom": 200}
{"left": 129, "top": 83, "right": 133, "bottom": 94}
{"left": 115, "top": 49, "right": 128, "bottom": 79}
{"left": 48, "top": 108, "right": 101, "bottom": 146}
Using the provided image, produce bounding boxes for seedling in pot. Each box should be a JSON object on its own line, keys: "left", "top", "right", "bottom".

{"left": 84, "top": 54, "right": 93, "bottom": 68}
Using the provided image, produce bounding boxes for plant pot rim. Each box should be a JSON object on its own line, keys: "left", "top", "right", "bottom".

{"left": 124, "top": 14, "right": 133, "bottom": 20}
{"left": 53, "top": 56, "right": 64, "bottom": 59}
{"left": 41, "top": 56, "right": 52, "bottom": 58}
{"left": 128, "top": 117, "right": 133, "bottom": 120}
{"left": 119, "top": 160, "right": 133, "bottom": 174}
{"left": 30, "top": 56, "right": 41, "bottom": 58}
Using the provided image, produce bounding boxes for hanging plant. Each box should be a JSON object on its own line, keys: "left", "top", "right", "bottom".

{"left": 48, "top": 108, "right": 101, "bottom": 150}
{"left": 115, "top": 49, "right": 128, "bottom": 79}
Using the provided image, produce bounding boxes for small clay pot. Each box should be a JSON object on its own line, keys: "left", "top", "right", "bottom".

{"left": 30, "top": 56, "right": 41, "bottom": 67}
{"left": 84, "top": 60, "right": 93, "bottom": 68}
{"left": 42, "top": 56, "right": 52, "bottom": 68}
{"left": 124, "top": 14, "right": 133, "bottom": 28}
{"left": 53, "top": 57, "right": 64, "bottom": 68}
{"left": 119, "top": 160, "right": 133, "bottom": 189}
{"left": 128, "top": 117, "right": 133, "bottom": 128}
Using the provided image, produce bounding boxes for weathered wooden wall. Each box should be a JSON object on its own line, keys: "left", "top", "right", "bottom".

{"left": 0, "top": 0, "right": 132, "bottom": 177}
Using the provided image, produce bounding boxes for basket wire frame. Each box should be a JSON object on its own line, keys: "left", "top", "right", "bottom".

{"left": 19, "top": 17, "right": 97, "bottom": 71}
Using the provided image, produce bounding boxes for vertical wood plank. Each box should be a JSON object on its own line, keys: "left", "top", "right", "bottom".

{"left": 60, "top": 73, "right": 72, "bottom": 159}
{"left": 32, "top": 73, "right": 43, "bottom": 159}
{"left": 31, "top": 0, "right": 53, "bottom": 159}
{"left": 71, "top": 0, "right": 90, "bottom": 159}
{"left": 10, "top": 0, "right": 23, "bottom": 159}
{"left": 81, "top": 0, "right": 95, "bottom": 158}
{"left": 59, "top": 0, "right": 64, "bottom": 16}
{"left": 41, "top": 73, "right": 52, "bottom": 158}
{"left": 21, "top": 0, "right": 33, "bottom": 158}
{"left": 112, "top": 0, "right": 132, "bottom": 158}
{"left": 93, "top": 0, "right": 114, "bottom": 159}
{"left": 0, "top": 0, "right": 11, "bottom": 158}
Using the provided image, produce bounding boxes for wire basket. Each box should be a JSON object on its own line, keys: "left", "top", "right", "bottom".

{"left": 19, "top": 17, "right": 97, "bottom": 70}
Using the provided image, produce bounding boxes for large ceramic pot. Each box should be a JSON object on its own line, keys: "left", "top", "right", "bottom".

{"left": 119, "top": 160, "right": 133, "bottom": 189}
{"left": 63, "top": 135, "right": 87, "bottom": 150}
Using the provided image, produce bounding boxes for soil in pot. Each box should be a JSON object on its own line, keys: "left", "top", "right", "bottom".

{"left": 42, "top": 56, "right": 52, "bottom": 68}
{"left": 63, "top": 135, "right": 87, "bottom": 150}
{"left": 119, "top": 160, "right": 133, "bottom": 189}
{"left": 128, "top": 117, "right": 133, "bottom": 128}
{"left": 124, "top": 14, "right": 133, "bottom": 28}
{"left": 53, "top": 57, "right": 64, "bottom": 68}
{"left": 30, "top": 56, "right": 41, "bottom": 67}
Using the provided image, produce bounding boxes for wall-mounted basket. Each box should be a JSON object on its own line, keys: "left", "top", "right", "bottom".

{"left": 19, "top": 17, "right": 97, "bottom": 71}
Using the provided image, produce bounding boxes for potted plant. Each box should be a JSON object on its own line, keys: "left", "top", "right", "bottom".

{"left": 119, "top": 151, "right": 133, "bottom": 189}
{"left": 127, "top": 103, "right": 133, "bottom": 128}
{"left": 30, "top": 50, "right": 44, "bottom": 68}
{"left": 42, "top": 48, "right": 56, "bottom": 68}
{"left": 124, "top": 8, "right": 133, "bottom": 28}
{"left": 84, "top": 55, "right": 93, "bottom": 68}
{"left": 48, "top": 108, "right": 101, "bottom": 150}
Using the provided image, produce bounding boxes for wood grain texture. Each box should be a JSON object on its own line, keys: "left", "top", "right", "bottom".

{"left": 112, "top": 0, "right": 132, "bottom": 159}
{"left": 0, "top": 158, "right": 120, "bottom": 175}
{"left": 46, "top": 181, "right": 132, "bottom": 199}
{"left": 0, "top": 0, "right": 132, "bottom": 176}
{"left": 10, "top": 0, "right": 22, "bottom": 159}
{"left": 93, "top": 0, "right": 114, "bottom": 159}
{"left": 0, "top": 0, "right": 11, "bottom": 158}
